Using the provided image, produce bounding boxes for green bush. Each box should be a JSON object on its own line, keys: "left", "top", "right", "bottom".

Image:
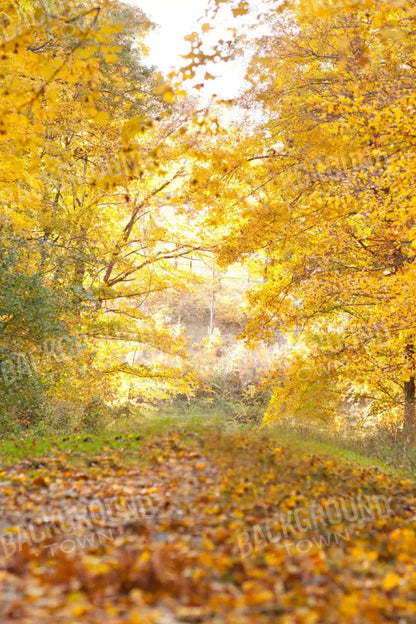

{"left": 80, "top": 397, "right": 109, "bottom": 434}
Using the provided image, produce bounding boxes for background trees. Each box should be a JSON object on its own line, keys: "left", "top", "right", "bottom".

{"left": 3, "top": 0, "right": 416, "bottom": 435}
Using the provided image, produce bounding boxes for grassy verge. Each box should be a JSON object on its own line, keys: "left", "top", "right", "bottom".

{"left": 269, "top": 432, "right": 397, "bottom": 473}
{"left": 0, "top": 412, "right": 230, "bottom": 466}
{"left": 265, "top": 420, "right": 416, "bottom": 479}
{"left": 2, "top": 404, "right": 415, "bottom": 480}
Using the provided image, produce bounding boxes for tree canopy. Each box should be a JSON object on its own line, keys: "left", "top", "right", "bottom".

{"left": 2, "top": 0, "right": 416, "bottom": 434}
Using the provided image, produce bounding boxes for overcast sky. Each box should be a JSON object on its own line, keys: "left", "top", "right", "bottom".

{"left": 122, "top": 0, "right": 247, "bottom": 98}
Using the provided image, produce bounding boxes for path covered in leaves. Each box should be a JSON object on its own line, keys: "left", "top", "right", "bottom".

{"left": 0, "top": 431, "right": 415, "bottom": 623}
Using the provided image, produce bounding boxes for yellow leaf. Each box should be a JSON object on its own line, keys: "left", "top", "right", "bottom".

{"left": 139, "top": 550, "right": 151, "bottom": 563}
{"left": 4, "top": 526, "right": 21, "bottom": 535}
{"left": 163, "top": 87, "right": 175, "bottom": 103}
{"left": 184, "top": 32, "right": 198, "bottom": 43}
{"left": 340, "top": 594, "right": 359, "bottom": 617}
{"left": 382, "top": 572, "right": 401, "bottom": 591}
{"left": 105, "top": 54, "right": 118, "bottom": 63}
{"left": 232, "top": 2, "right": 249, "bottom": 17}
{"left": 94, "top": 111, "right": 110, "bottom": 125}
{"left": 83, "top": 556, "right": 111, "bottom": 575}
{"left": 75, "top": 46, "right": 98, "bottom": 59}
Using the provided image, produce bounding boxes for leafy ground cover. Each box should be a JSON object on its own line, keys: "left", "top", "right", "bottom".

{"left": 0, "top": 430, "right": 415, "bottom": 623}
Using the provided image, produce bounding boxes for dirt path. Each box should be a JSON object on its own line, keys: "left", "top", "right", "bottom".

{"left": 0, "top": 432, "right": 415, "bottom": 623}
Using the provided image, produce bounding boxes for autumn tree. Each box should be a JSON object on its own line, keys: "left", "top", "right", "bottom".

{"left": 191, "top": 0, "right": 416, "bottom": 435}
{"left": 0, "top": 0, "right": 208, "bottom": 423}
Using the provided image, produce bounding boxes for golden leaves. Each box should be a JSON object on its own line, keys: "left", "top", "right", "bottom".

{"left": 104, "top": 53, "right": 118, "bottom": 63}
{"left": 194, "top": 0, "right": 416, "bottom": 426}
{"left": 232, "top": 1, "right": 250, "bottom": 18}
{"left": 121, "top": 116, "right": 152, "bottom": 145}
{"left": 0, "top": 431, "right": 414, "bottom": 622}
{"left": 0, "top": 0, "right": 200, "bottom": 406}
{"left": 382, "top": 571, "right": 401, "bottom": 591}
{"left": 154, "top": 81, "right": 176, "bottom": 103}
{"left": 93, "top": 110, "right": 110, "bottom": 125}
{"left": 379, "top": 26, "right": 407, "bottom": 42}
{"left": 184, "top": 31, "right": 199, "bottom": 44}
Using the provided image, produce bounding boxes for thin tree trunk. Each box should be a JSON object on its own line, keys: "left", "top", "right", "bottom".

{"left": 404, "top": 342, "right": 416, "bottom": 436}
{"left": 263, "top": 256, "right": 275, "bottom": 283}
{"left": 209, "top": 263, "right": 215, "bottom": 343}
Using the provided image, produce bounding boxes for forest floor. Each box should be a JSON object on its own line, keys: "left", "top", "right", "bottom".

{"left": 0, "top": 429, "right": 415, "bottom": 623}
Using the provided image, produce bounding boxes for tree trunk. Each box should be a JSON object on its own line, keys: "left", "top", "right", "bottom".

{"left": 404, "top": 343, "right": 416, "bottom": 436}
{"left": 209, "top": 263, "right": 215, "bottom": 343}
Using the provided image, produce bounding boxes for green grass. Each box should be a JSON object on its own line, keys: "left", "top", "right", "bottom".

{"left": 265, "top": 420, "right": 416, "bottom": 479}
{"left": 270, "top": 434, "right": 397, "bottom": 473}
{"left": 0, "top": 412, "right": 230, "bottom": 466}
{"left": 0, "top": 434, "right": 141, "bottom": 464}
{"left": 2, "top": 405, "right": 415, "bottom": 482}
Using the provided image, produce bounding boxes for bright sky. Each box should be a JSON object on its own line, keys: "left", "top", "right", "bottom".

{"left": 123, "top": 0, "right": 248, "bottom": 98}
